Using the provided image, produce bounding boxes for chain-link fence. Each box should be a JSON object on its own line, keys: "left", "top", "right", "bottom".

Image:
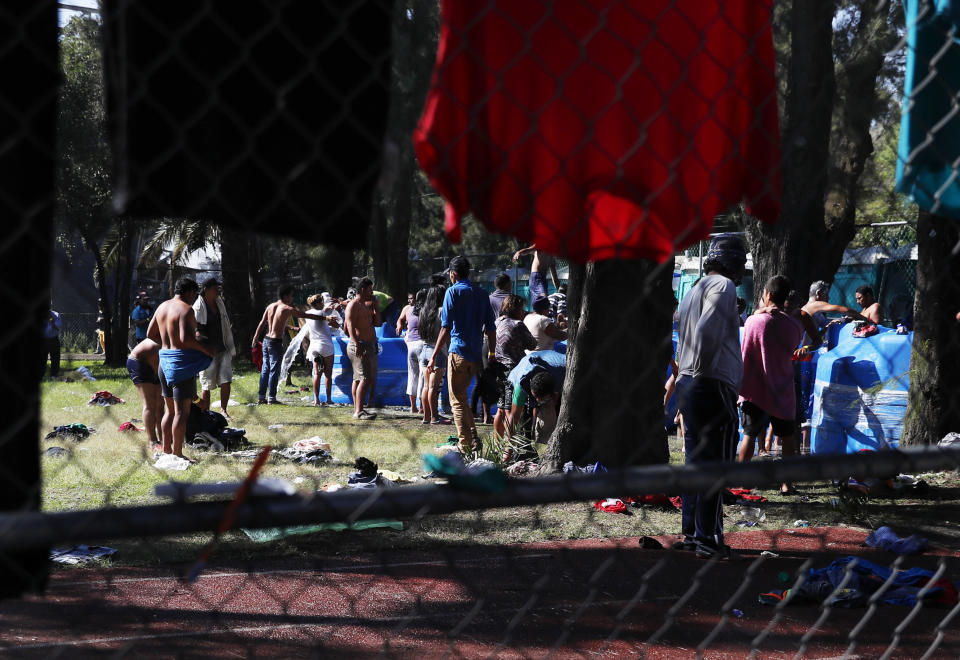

{"left": 9, "top": 0, "right": 960, "bottom": 656}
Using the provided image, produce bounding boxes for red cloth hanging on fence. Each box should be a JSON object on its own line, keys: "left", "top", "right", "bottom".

{"left": 414, "top": 0, "right": 781, "bottom": 263}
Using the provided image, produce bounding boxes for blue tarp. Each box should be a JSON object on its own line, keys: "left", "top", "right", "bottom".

{"left": 810, "top": 323, "right": 912, "bottom": 454}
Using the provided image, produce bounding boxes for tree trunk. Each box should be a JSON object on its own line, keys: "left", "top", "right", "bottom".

{"left": 746, "top": 0, "right": 835, "bottom": 298}
{"left": 221, "top": 227, "right": 252, "bottom": 353}
{"left": 82, "top": 228, "right": 117, "bottom": 361}
{"left": 747, "top": 1, "right": 896, "bottom": 300}
{"left": 104, "top": 221, "right": 134, "bottom": 367}
{"left": 901, "top": 211, "right": 960, "bottom": 445}
{"left": 541, "top": 259, "right": 673, "bottom": 472}
{"left": 248, "top": 233, "right": 266, "bottom": 323}
{"left": 387, "top": 145, "right": 414, "bottom": 298}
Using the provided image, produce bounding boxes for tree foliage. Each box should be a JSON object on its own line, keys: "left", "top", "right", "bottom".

{"left": 56, "top": 15, "right": 137, "bottom": 366}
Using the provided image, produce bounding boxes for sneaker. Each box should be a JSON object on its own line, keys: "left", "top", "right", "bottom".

{"left": 695, "top": 543, "right": 743, "bottom": 562}
{"left": 430, "top": 418, "right": 451, "bottom": 425}
{"left": 671, "top": 539, "right": 698, "bottom": 552}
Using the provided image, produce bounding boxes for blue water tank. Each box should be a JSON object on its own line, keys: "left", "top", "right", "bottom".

{"left": 810, "top": 323, "right": 911, "bottom": 454}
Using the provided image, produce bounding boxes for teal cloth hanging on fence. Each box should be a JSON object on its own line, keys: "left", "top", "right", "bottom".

{"left": 896, "top": 0, "right": 960, "bottom": 218}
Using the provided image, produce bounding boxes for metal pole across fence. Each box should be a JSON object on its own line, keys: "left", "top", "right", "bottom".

{"left": 3, "top": 446, "right": 957, "bottom": 550}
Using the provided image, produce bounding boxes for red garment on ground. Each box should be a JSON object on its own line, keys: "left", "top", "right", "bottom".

{"left": 117, "top": 421, "right": 140, "bottom": 432}
{"left": 414, "top": 0, "right": 781, "bottom": 263}
{"left": 627, "top": 494, "right": 670, "bottom": 506}
{"left": 594, "top": 499, "right": 629, "bottom": 514}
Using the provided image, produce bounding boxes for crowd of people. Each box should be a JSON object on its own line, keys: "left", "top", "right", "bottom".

{"left": 45, "top": 236, "right": 922, "bottom": 493}
{"left": 101, "top": 247, "right": 570, "bottom": 462}
{"left": 667, "top": 233, "right": 900, "bottom": 561}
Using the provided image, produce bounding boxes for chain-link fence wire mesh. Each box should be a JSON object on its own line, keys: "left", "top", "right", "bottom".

{"left": 8, "top": 0, "right": 960, "bottom": 656}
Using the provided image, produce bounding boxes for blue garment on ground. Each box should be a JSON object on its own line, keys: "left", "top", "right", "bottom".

{"left": 896, "top": 0, "right": 960, "bottom": 218}
{"left": 440, "top": 279, "right": 496, "bottom": 364}
{"left": 159, "top": 348, "right": 211, "bottom": 385}
{"left": 865, "top": 525, "right": 929, "bottom": 556}
{"left": 806, "top": 556, "right": 954, "bottom": 607}
{"left": 507, "top": 350, "right": 567, "bottom": 396}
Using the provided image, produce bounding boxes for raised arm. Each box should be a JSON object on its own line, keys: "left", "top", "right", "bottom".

{"left": 512, "top": 244, "right": 536, "bottom": 262}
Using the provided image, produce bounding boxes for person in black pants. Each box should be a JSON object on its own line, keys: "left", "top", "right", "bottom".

{"left": 42, "top": 308, "right": 62, "bottom": 378}
{"left": 672, "top": 234, "right": 747, "bottom": 561}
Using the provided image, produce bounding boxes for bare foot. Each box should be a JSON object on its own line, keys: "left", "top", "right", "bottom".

{"left": 220, "top": 408, "right": 231, "bottom": 420}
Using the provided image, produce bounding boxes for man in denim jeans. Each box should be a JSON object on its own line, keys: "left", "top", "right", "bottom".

{"left": 426, "top": 256, "right": 496, "bottom": 454}
{"left": 252, "top": 285, "right": 325, "bottom": 404}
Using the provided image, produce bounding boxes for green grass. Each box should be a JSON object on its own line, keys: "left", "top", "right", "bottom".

{"left": 39, "top": 361, "right": 960, "bottom": 568}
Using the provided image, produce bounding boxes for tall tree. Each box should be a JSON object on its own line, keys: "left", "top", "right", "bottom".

{"left": 541, "top": 260, "right": 673, "bottom": 471}
{"left": 745, "top": 0, "right": 900, "bottom": 301}
{"left": 370, "top": 0, "right": 440, "bottom": 298}
{"left": 901, "top": 211, "right": 960, "bottom": 445}
{"left": 56, "top": 15, "right": 135, "bottom": 366}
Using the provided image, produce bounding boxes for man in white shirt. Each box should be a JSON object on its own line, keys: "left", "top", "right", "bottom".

{"left": 523, "top": 296, "right": 566, "bottom": 352}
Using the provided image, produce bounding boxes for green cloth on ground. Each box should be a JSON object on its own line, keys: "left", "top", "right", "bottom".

{"left": 241, "top": 519, "right": 403, "bottom": 542}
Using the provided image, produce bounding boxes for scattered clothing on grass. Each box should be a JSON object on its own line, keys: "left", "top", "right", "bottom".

{"left": 117, "top": 421, "right": 140, "bottom": 432}
{"left": 759, "top": 556, "right": 958, "bottom": 608}
{"left": 45, "top": 423, "right": 91, "bottom": 441}
{"left": 562, "top": 461, "right": 607, "bottom": 474}
{"left": 594, "top": 498, "right": 630, "bottom": 514}
{"left": 153, "top": 454, "right": 192, "bottom": 471}
{"left": 242, "top": 520, "right": 404, "bottom": 543}
{"left": 88, "top": 391, "right": 125, "bottom": 406}
{"left": 51, "top": 545, "right": 117, "bottom": 565}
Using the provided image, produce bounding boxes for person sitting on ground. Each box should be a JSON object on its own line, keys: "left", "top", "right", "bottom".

{"left": 524, "top": 296, "right": 567, "bottom": 352}
{"left": 493, "top": 294, "right": 536, "bottom": 440}
{"left": 418, "top": 282, "right": 449, "bottom": 425}
{"left": 344, "top": 277, "right": 379, "bottom": 419}
{"left": 737, "top": 276, "right": 804, "bottom": 495}
{"left": 855, "top": 284, "right": 883, "bottom": 324}
{"left": 147, "top": 277, "right": 215, "bottom": 459}
{"left": 127, "top": 337, "right": 164, "bottom": 449}
{"left": 502, "top": 350, "right": 566, "bottom": 461}
{"left": 252, "top": 285, "right": 326, "bottom": 405}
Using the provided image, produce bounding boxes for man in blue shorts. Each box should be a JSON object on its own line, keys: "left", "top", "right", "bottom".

{"left": 127, "top": 338, "right": 163, "bottom": 448}
{"left": 147, "top": 277, "right": 214, "bottom": 458}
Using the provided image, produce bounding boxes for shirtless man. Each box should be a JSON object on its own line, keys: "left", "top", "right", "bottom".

{"left": 146, "top": 277, "right": 214, "bottom": 458}
{"left": 513, "top": 244, "right": 560, "bottom": 304}
{"left": 252, "top": 285, "right": 325, "bottom": 405}
{"left": 126, "top": 337, "right": 163, "bottom": 449}
{"left": 344, "top": 277, "right": 379, "bottom": 419}
{"left": 801, "top": 281, "right": 870, "bottom": 347}
{"left": 855, "top": 285, "right": 883, "bottom": 324}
